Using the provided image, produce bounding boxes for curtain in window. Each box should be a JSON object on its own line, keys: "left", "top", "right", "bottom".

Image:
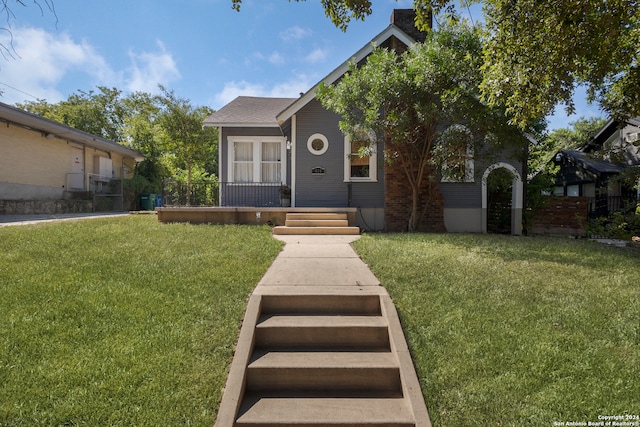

{"left": 261, "top": 141, "right": 281, "bottom": 182}
{"left": 234, "top": 141, "right": 253, "bottom": 182}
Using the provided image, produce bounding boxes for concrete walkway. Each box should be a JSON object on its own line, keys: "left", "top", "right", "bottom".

{"left": 215, "top": 234, "right": 432, "bottom": 426}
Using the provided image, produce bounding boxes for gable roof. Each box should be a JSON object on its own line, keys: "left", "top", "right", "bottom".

{"left": 204, "top": 96, "right": 296, "bottom": 128}
{"left": 0, "top": 102, "right": 144, "bottom": 161}
{"left": 276, "top": 24, "right": 418, "bottom": 124}
{"left": 559, "top": 149, "right": 626, "bottom": 176}
{"left": 584, "top": 116, "right": 640, "bottom": 152}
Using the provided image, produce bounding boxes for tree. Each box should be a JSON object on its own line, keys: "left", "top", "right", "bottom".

{"left": 17, "top": 86, "right": 219, "bottom": 192}
{"left": 18, "top": 87, "right": 127, "bottom": 141}
{"left": 480, "top": 0, "right": 640, "bottom": 128}
{"left": 317, "top": 22, "right": 525, "bottom": 231}
{"left": 529, "top": 117, "right": 606, "bottom": 176}
{"left": 231, "top": 0, "right": 640, "bottom": 126}
{"left": 155, "top": 86, "right": 217, "bottom": 205}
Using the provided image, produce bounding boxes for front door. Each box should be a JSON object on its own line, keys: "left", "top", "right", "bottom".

{"left": 69, "top": 147, "right": 84, "bottom": 190}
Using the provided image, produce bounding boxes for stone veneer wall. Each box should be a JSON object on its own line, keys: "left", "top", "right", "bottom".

{"left": 384, "top": 160, "right": 447, "bottom": 232}
{"left": 0, "top": 199, "right": 93, "bottom": 215}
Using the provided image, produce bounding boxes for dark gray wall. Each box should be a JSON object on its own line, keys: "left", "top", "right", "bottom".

{"left": 294, "top": 99, "right": 384, "bottom": 208}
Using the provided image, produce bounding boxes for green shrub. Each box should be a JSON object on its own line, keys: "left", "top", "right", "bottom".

{"left": 587, "top": 209, "right": 640, "bottom": 239}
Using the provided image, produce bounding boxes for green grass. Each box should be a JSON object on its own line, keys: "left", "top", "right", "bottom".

{"left": 0, "top": 216, "right": 283, "bottom": 426}
{"left": 3, "top": 221, "right": 638, "bottom": 427}
{"left": 353, "top": 233, "right": 639, "bottom": 427}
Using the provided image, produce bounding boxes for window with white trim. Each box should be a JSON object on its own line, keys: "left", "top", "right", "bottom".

{"left": 344, "top": 132, "right": 377, "bottom": 182}
{"left": 439, "top": 125, "right": 475, "bottom": 183}
{"left": 440, "top": 143, "right": 475, "bottom": 182}
{"left": 307, "top": 133, "right": 329, "bottom": 155}
{"left": 228, "top": 136, "right": 286, "bottom": 183}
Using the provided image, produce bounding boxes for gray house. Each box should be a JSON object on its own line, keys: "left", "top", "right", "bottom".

{"left": 204, "top": 9, "right": 525, "bottom": 234}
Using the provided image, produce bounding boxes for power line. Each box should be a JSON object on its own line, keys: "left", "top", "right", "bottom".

{"left": 0, "top": 81, "right": 40, "bottom": 101}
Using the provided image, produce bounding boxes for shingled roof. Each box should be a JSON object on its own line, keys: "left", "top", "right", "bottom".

{"left": 203, "top": 96, "right": 296, "bottom": 128}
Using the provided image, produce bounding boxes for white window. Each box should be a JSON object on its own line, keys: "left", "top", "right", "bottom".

{"left": 228, "top": 136, "right": 286, "bottom": 183}
{"left": 439, "top": 124, "right": 475, "bottom": 183}
{"left": 440, "top": 143, "right": 475, "bottom": 183}
{"left": 344, "top": 132, "right": 377, "bottom": 182}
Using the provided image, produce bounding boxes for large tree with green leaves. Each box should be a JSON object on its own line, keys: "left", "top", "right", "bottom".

{"left": 529, "top": 117, "right": 607, "bottom": 176}
{"left": 155, "top": 86, "right": 217, "bottom": 204}
{"left": 317, "top": 21, "right": 525, "bottom": 231}
{"left": 17, "top": 86, "right": 218, "bottom": 192}
{"left": 231, "top": 0, "right": 639, "bottom": 127}
{"left": 18, "top": 87, "right": 127, "bottom": 142}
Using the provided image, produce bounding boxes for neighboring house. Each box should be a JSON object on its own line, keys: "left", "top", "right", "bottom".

{"left": 204, "top": 9, "right": 525, "bottom": 234}
{"left": 553, "top": 117, "right": 640, "bottom": 217}
{"left": 0, "top": 102, "right": 144, "bottom": 214}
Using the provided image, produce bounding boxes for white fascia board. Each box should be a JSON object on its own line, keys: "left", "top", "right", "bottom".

{"left": 276, "top": 25, "right": 416, "bottom": 123}
{"left": 203, "top": 122, "right": 281, "bottom": 128}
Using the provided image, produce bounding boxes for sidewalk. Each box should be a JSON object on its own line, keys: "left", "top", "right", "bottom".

{"left": 214, "top": 233, "right": 432, "bottom": 427}
{"left": 0, "top": 212, "right": 130, "bottom": 226}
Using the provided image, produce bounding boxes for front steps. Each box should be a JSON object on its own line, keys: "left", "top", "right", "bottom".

{"left": 273, "top": 213, "right": 360, "bottom": 235}
{"left": 215, "top": 291, "right": 430, "bottom": 426}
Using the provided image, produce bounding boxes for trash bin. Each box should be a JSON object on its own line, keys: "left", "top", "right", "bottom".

{"left": 154, "top": 194, "right": 163, "bottom": 208}
{"left": 139, "top": 193, "right": 156, "bottom": 210}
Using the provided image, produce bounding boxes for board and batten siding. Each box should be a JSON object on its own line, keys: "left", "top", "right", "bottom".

{"left": 293, "top": 99, "right": 385, "bottom": 209}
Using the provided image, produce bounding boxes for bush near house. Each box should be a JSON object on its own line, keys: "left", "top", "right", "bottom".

{"left": 587, "top": 208, "right": 640, "bottom": 240}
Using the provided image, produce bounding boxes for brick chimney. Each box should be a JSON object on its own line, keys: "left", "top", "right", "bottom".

{"left": 390, "top": 9, "right": 430, "bottom": 42}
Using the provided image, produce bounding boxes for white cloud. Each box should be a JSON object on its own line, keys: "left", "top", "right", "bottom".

{"left": 0, "top": 26, "right": 118, "bottom": 104}
{"left": 213, "top": 75, "right": 314, "bottom": 109}
{"left": 279, "top": 25, "right": 312, "bottom": 42}
{"left": 304, "top": 48, "right": 329, "bottom": 64}
{"left": 126, "top": 41, "right": 181, "bottom": 93}
{"left": 268, "top": 51, "right": 285, "bottom": 65}
{"left": 0, "top": 27, "right": 181, "bottom": 105}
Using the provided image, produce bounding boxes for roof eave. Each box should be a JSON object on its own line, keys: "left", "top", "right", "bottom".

{"left": 0, "top": 102, "right": 144, "bottom": 162}
{"left": 203, "top": 121, "right": 282, "bottom": 128}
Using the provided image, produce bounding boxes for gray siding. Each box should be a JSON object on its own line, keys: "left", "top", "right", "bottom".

{"left": 294, "top": 99, "right": 384, "bottom": 208}
{"left": 438, "top": 145, "right": 524, "bottom": 209}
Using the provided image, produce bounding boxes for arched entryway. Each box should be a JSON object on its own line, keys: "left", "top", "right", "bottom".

{"left": 481, "top": 162, "right": 523, "bottom": 235}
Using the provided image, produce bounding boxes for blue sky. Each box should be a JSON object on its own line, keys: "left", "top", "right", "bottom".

{"left": 0, "top": 0, "right": 601, "bottom": 130}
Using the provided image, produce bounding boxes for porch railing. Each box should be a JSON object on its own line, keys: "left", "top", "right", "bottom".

{"left": 587, "top": 194, "right": 638, "bottom": 218}
{"left": 162, "top": 180, "right": 285, "bottom": 207}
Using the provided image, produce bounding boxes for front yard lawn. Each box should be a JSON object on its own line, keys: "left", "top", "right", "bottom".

{"left": 353, "top": 233, "right": 639, "bottom": 427}
{"left": 0, "top": 216, "right": 282, "bottom": 426}
{"left": 2, "top": 219, "right": 637, "bottom": 427}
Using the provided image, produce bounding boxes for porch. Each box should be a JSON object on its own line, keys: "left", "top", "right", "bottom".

{"left": 156, "top": 206, "right": 358, "bottom": 228}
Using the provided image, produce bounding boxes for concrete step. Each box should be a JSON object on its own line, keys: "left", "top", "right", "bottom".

{"left": 272, "top": 226, "right": 360, "bottom": 235}
{"left": 285, "top": 219, "right": 349, "bottom": 227}
{"left": 286, "top": 213, "right": 348, "bottom": 221}
{"left": 246, "top": 351, "right": 401, "bottom": 392}
{"left": 235, "top": 396, "right": 415, "bottom": 426}
{"left": 260, "top": 294, "right": 382, "bottom": 316}
{"left": 255, "top": 315, "right": 390, "bottom": 349}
